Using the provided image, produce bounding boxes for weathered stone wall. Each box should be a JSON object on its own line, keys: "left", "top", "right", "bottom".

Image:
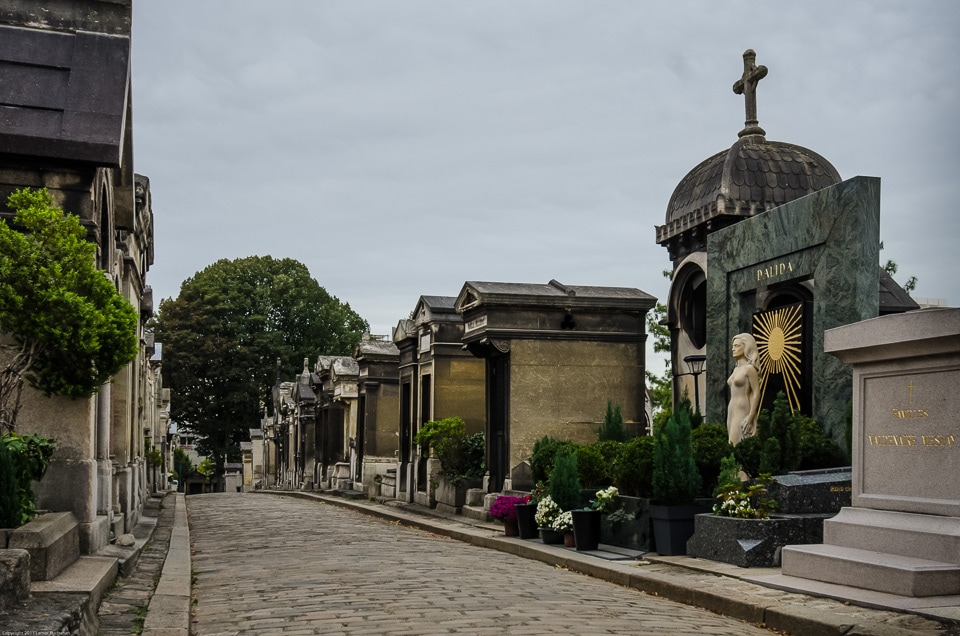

{"left": 432, "top": 357, "right": 486, "bottom": 435}
{"left": 508, "top": 339, "right": 645, "bottom": 471}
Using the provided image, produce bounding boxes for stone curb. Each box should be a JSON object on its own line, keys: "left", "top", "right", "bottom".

{"left": 257, "top": 490, "right": 958, "bottom": 636}
{"left": 143, "top": 492, "right": 190, "bottom": 636}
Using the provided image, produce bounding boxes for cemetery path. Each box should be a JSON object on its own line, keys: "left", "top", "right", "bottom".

{"left": 186, "top": 492, "right": 771, "bottom": 635}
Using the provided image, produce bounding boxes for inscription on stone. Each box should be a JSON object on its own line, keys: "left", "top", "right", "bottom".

{"left": 861, "top": 370, "right": 959, "bottom": 504}
{"left": 755, "top": 260, "right": 794, "bottom": 282}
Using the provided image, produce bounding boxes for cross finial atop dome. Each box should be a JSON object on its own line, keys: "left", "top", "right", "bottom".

{"left": 733, "top": 49, "right": 768, "bottom": 138}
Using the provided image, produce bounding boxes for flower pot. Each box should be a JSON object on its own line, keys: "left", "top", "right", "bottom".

{"left": 515, "top": 503, "right": 539, "bottom": 539}
{"left": 649, "top": 503, "right": 712, "bottom": 556}
{"left": 502, "top": 517, "right": 519, "bottom": 537}
{"left": 571, "top": 509, "right": 601, "bottom": 551}
{"left": 563, "top": 532, "right": 576, "bottom": 548}
{"left": 538, "top": 527, "right": 563, "bottom": 544}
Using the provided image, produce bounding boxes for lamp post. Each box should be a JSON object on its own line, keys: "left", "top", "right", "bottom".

{"left": 682, "top": 354, "right": 707, "bottom": 415}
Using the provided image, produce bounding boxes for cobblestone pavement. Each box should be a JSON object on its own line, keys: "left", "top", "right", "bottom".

{"left": 188, "top": 493, "right": 772, "bottom": 635}
{"left": 98, "top": 494, "right": 174, "bottom": 635}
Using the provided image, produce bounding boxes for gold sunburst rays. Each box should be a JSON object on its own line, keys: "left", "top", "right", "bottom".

{"left": 754, "top": 304, "right": 804, "bottom": 413}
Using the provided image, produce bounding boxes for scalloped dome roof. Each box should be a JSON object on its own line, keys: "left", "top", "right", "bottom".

{"left": 663, "top": 134, "right": 840, "bottom": 228}
{"left": 656, "top": 50, "right": 842, "bottom": 250}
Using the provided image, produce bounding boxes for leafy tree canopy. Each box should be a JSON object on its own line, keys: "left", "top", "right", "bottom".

{"left": 156, "top": 256, "right": 368, "bottom": 468}
{"left": 0, "top": 188, "right": 139, "bottom": 432}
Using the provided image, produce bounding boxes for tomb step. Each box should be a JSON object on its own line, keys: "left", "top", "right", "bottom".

{"left": 781, "top": 543, "right": 960, "bottom": 597}
{"left": 31, "top": 555, "right": 118, "bottom": 610}
{"left": 824, "top": 508, "right": 960, "bottom": 564}
{"left": 460, "top": 505, "right": 491, "bottom": 522}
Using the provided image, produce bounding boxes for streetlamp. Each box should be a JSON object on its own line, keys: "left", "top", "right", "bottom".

{"left": 682, "top": 354, "right": 707, "bottom": 415}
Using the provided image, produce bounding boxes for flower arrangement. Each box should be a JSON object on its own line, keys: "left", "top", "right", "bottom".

{"left": 489, "top": 495, "right": 526, "bottom": 522}
{"left": 535, "top": 494, "right": 561, "bottom": 528}
{"left": 528, "top": 481, "right": 546, "bottom": 505}
{"left": 551, "top": 510, "right": 574, "bottom": 534}
{"left": 589, "top": 485, "right": 620, "bottom": 513}
{"left": 713, "top": 474, "right": 777, "bottom": 519}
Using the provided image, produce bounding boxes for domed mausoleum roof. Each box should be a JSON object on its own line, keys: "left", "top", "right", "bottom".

{"left": 656, "top": 50, "right": 841, "bottom": 261}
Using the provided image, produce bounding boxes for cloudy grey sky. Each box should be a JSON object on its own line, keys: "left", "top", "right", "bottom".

{"left": 131, "top": 1, "right": 960, "bottom": 358}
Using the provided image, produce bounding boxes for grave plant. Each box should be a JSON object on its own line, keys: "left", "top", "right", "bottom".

{"left": 0, "top": 188, "right": 138, "bottom": 434}
{"left": 548, "top": 447, "right": 582, "bottom": 512}
{"left": 649, "top": 403, "right": 706, "bottom": 556}
{"left": 414, "top": 416, "right": 484, "bottom": 486}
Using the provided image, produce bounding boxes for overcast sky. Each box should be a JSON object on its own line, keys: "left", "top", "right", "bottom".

{"left": 131, "top": 1, "right": 959, "bottom": 364}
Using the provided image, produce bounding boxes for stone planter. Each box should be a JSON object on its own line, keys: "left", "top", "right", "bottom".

{"left": 571, "top": 509, "right": 601, "bottom": 551}
{"left": 434, "top": 476, "right": 482, "bottom": 514}
{"left": 686, "top": 513, "right": 825, "bottom": 567}
{"left": 600, "top": 496, "right": 651, "bottom": 552}
{"left": 649, "top": 503, "right": 712, "bottom": 556}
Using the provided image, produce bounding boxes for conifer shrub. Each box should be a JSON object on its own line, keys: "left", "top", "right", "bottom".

{"left": 734, "top": 435, "right": 763, "bottom": 477}
{"left": 759, "top": 437, "right": 782, "bottom": 475}
{"left": 651, "top": 405, "right": 701, "bottom": 506}
{"left": 549, "top": 448, "right": 582, "bottom": 511}
{"left": 611, "top": 435, "right": 654, "bottom": 497}
{"left": 691, "top": 424, "right": 734, "bottom": 496}
{"left": 714, "top": 453, "right": 743, "bottom": 496}
{"left": 575, "top": 444, "right": 609, "bottom": 488}
{"left": 530, "top": 436, "right": 575, "bottom": 484}
{"left": 597, "top": 401, "right": 627, "bottom": 442}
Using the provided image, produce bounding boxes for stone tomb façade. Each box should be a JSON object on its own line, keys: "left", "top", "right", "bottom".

{"left": 456, "top": 279, "right": 656, "bottom": 492}
{"left": 749, "top": 308, "right": 960, "bottom": 608}
{"left": 706, "top": 176, "right": 883, "bottom": 444}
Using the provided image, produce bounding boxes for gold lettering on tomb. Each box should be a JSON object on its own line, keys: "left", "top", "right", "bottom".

{"left": 756, "top": 260, "right": 794, "bottom": 282}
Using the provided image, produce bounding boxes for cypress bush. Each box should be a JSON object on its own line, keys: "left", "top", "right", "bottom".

{"left": 549, "top": 448, "right": 582, "bottom": 511}
{"left": 651, "top": 405, "right": 701, "bottom": 506}
{"left": 611, "top": 436, "right": 654, "bottom": 497}
{"left": 691, "top": 423, "right": 734, "bottom": 496}
{"left": 598, "top": 401, "right": 627, "bottom": 442}
{"left": 530, "top": 436, "right": 575, "bottom": 484}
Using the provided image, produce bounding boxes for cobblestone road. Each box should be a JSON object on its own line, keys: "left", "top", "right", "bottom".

{"left": 188, "top": 493, "right": 772, "bottom": 635}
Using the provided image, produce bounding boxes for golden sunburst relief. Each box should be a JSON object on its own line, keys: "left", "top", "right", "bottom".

{"left": 754, "top": 304, "right": 804, "bottom": 413}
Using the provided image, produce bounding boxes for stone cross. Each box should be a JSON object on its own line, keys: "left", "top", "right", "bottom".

{"left": 733, "top": 49, "right": 768, "bottom": 137}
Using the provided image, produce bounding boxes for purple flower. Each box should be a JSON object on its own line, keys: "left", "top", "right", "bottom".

{"left": 489, "top": 495, "right": 527, "bottom": 521}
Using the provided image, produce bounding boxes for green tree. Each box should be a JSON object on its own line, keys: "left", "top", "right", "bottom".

{"left": 156, "top": 256, "right": 368, "bottom": 476}
{"left": 0, "top": 188, "right": 138, "bottom": 433}
{"left": 646, "top": 273, "right": 673, "bottom": 430}
{"left": 881, "top": 242, "right": 918, "bottom": 295}
{"left": 171, "top": 447, "right": 194, "bottom": 491}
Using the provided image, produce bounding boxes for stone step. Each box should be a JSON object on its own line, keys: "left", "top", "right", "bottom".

{"left": 460, "top": 505, "right": 491, "bottom": 522}
{"left": 31, "top": 555, "right": 118, "bottom": 610}
{"left": 7, "top": 511, "right": 80, "bottom": 581}
{"left": 824, "top": 508, "right": 960, "bottom": 564}
{"left": 781, "top": 543, "right": 960, "bottom": 597}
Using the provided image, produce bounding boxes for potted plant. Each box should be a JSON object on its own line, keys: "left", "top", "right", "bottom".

{"left": 515, "top": 482, "right": 543, "bottom": 539}
{"left": 551, "top": 510, "right": 575, "bottom": 547}
{"left": 489, "top": 495, "right": 526, "bottom": 536}
{"left": 413, "top": 417, "right": 485, "bottom": 512}
{"left": 649, "top": 404, "right": 707, "bottom": 555}
{"left": 572, "top": 485, "right": 620, "bottom": 551}
{"left": 534, "top": 494, "right": 562, "bottom": 544}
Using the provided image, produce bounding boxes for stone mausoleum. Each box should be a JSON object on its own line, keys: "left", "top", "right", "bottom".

{"left": 0, "top": 0, "right": 164, "bottom": 553}
{"left": 657, "top": 49, "right": 916, "bottom": 444}
{"left": 456, "top": 279, "right": 655, "bottom": 492}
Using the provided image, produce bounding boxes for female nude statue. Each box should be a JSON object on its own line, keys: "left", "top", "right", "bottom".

{"left": 727, "top": 333, "right": 760, "bottom": 445}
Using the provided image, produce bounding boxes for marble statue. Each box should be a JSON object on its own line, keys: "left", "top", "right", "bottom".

{"left": 727, "top": 333, "right": 760, "bottom": 445}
